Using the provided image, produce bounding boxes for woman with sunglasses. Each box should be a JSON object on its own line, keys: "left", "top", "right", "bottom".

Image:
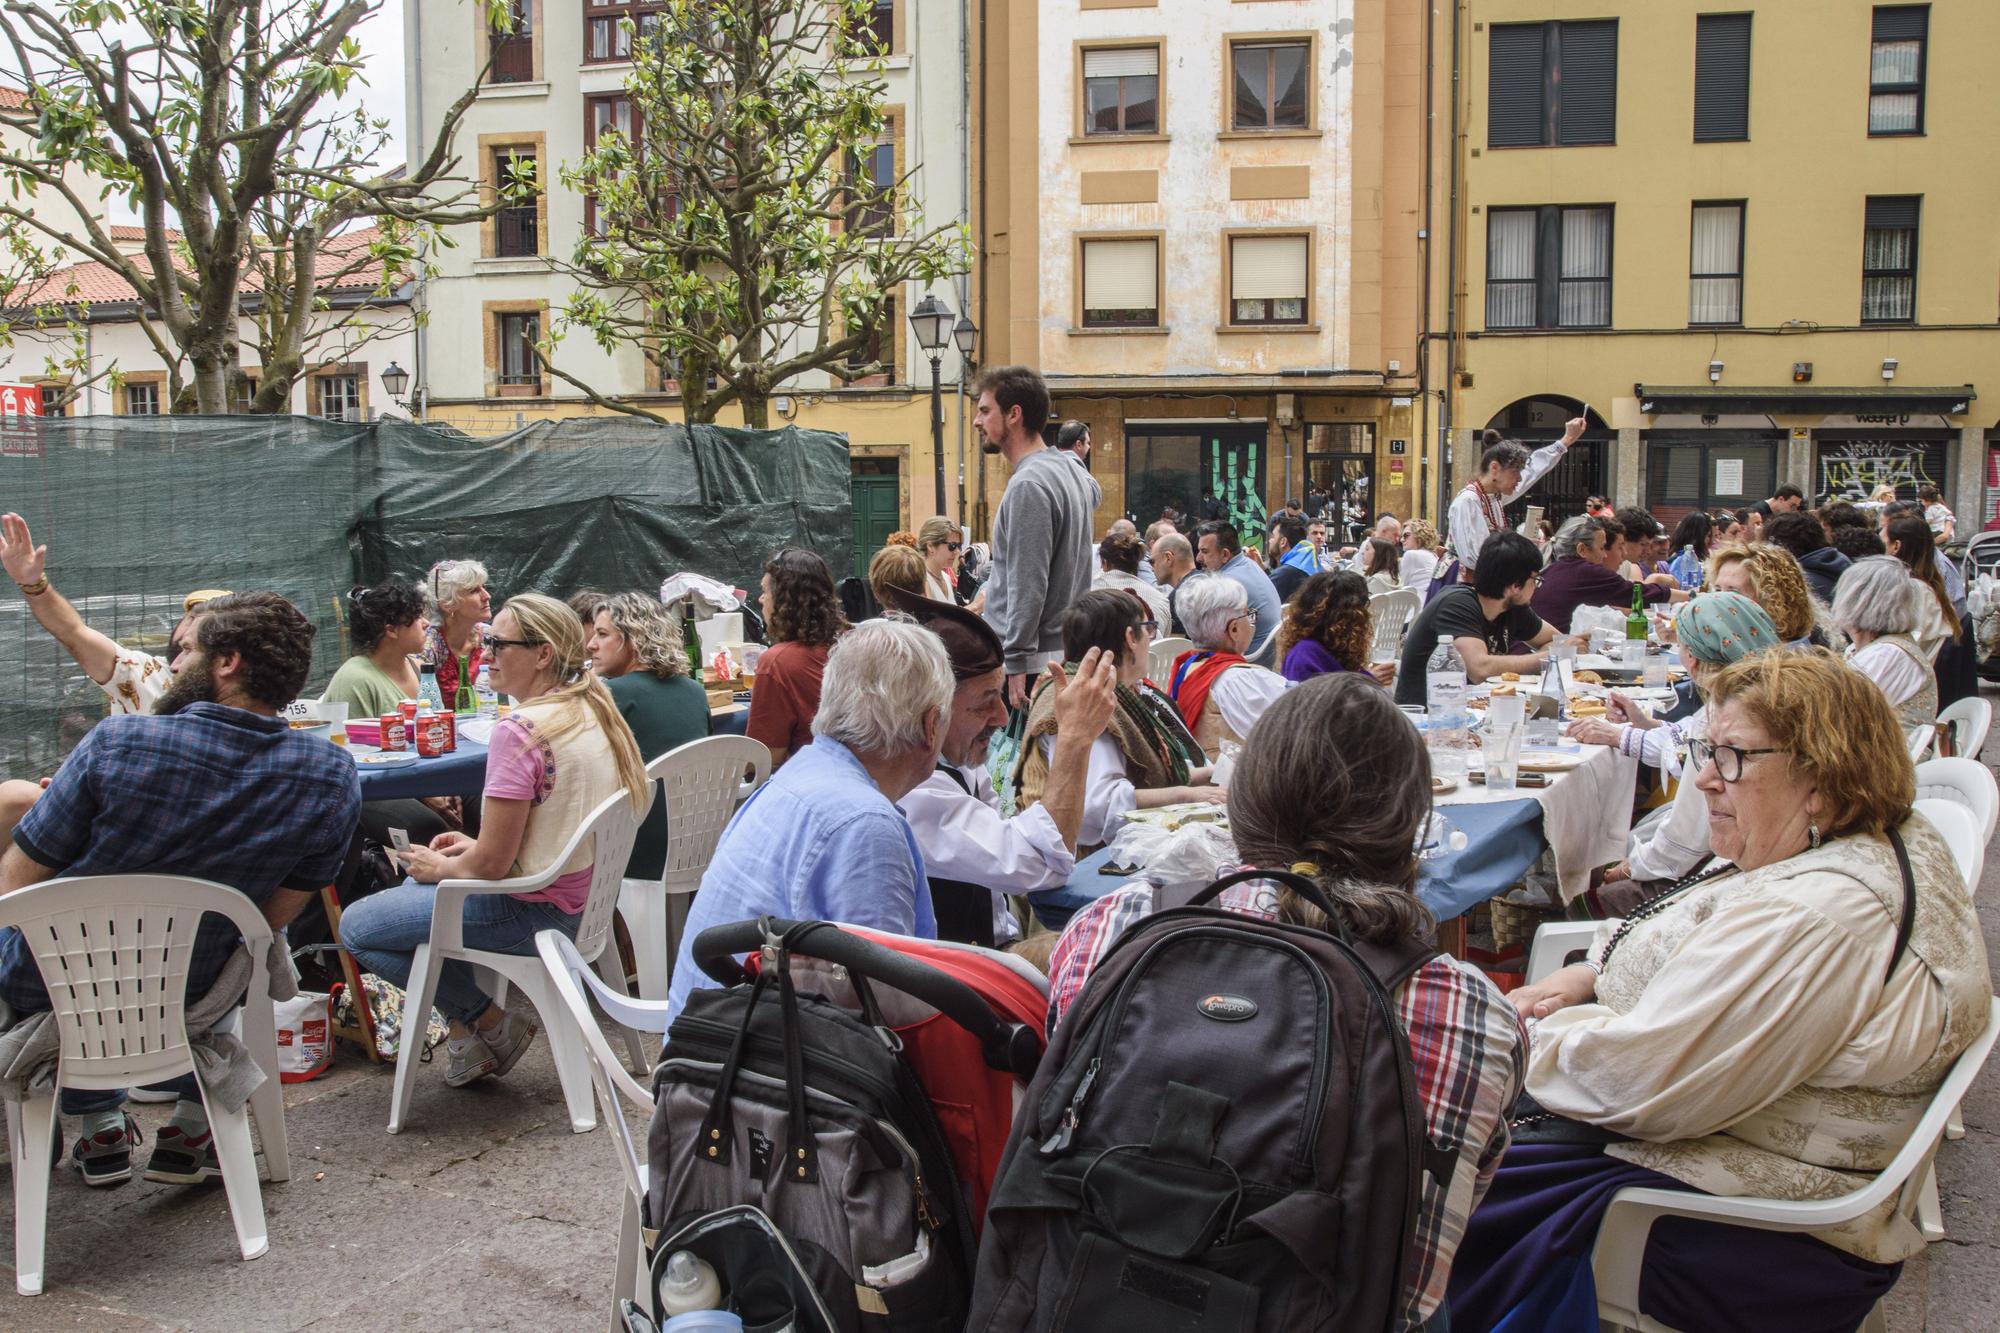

{"left": 340, "top": 593, "right": 651, "bottom": 1090}
{"left": 749, "top": 547, "right": 848, "bottom": 768}
{"left": 1012, "top": 589, "right": 1219, "bottom": 853}
{"left": 916, "top": 516, "right": 963, "bottom": 604}
{"left": 1451, "top": 650, "right": 1989, "bottom": 1332}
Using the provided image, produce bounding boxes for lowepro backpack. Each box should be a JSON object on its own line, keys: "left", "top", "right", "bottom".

{"left": 966, "top": 870, "right": 1454, "bottom": 1332}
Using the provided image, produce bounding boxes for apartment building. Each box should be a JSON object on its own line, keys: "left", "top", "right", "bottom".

{"left": 974, "top": 0, "right": 1430, "bottom": 539}
{"left": 404, "top": 1, "right": 976, "bottom": 559}
{"left": 1432, "top": 2, "right": 2000, "bottom": 529}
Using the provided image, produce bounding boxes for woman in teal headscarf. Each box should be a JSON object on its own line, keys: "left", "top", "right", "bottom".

{"left": 1572, "top": 592, "right": 1783, "bottom": 896}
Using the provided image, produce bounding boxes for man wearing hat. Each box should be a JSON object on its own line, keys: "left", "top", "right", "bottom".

{"left": 882, "top": 585, "right": 1119, "bottom": 946}
{"left": 3, "top": 511, "right": 228, "bottom": 717}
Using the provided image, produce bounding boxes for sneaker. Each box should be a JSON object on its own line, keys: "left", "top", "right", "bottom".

{"left": 71, "top": 1114, "right": 141, "bottom": 1187}
{"left": 443, "top": 1032, "right": 498, "bottom": 1087}
{"left": 143, "top": 1124, "right": 222, "bottom": 1185}
{"left": 127, "top": 1086, "right": 180, "bottom": 1104}
{"left": 481, "top": 1009, "right": 539, "bottom": 1081}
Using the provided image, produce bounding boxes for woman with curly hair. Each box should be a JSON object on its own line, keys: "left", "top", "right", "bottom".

{"left": 1400, "top": 517, "right": 1442, "bottom": 590}
{"left": 1706, "top": 542, "right": 1821, "bottom": 647}
{"left": 323, "top": 577, "right": 428, "bottom": 717}
{"left": 586, "top": 592, "right": 711, "bottom": 887}
{"left": 1278, "top": 570, "right": 1396, "bottom": 686}
{"left": 749, "top": 547, "right": 849, "bottom": 766}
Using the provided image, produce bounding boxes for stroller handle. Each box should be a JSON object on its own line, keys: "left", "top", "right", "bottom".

{"left": 692, "top": 918, "right": 1042, "bottom": 1079}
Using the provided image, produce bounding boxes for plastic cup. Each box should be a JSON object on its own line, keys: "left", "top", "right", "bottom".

{"left": 1486, "top": 723, "right": 1522, "bottom": 793}
{"left": 321, "top": 700, "right": 348, "bottom": 745}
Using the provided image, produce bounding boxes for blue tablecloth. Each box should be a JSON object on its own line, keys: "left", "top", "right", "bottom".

{"left": 1033, "top": 797, "right": 1548, "bottom": 933}
{"left": 712, "top": 703, "right": 749, "bottom": 737}
{"left": 355, "top": 739, "right": 488, "bottom": 802}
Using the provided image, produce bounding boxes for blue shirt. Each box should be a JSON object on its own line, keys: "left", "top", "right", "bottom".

{"left": 1219, "top": 552, "right": 1285, "bottom": 656}
{"left": 6, "top": 702, "right": 361, "bottom": 1000}
{"left": 666, "top": 737, "right": 933, "bottom": 1022}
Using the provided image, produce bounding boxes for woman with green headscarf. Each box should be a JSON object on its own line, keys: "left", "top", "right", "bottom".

{"left": 1570, "top": 592, "right": 1782, "bottom": 893}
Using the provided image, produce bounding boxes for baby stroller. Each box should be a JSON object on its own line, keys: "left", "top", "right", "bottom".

{"left": 1963, "top": 531, "right": 2000, "bottom": 681}
{"left": 635, "top": 918, "right": 1045, "bottom": 1332}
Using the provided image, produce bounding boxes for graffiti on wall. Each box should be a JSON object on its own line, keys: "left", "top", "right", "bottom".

{"left": 1210, "top": 438, "right": 1267, "bottom": 544}
{"left": 1816, "top": 440, "right": 1941, "bottom": 501}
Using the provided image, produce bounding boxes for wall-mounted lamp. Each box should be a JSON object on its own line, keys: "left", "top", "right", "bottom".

{"left": 1707, "top": 360, "right": 1724, "bottom": 384}
{"left": 1793, "top": 362, "right": 1814, "bottom": 384}
{"left": 1881, "top": 358, "right": 1899, "bottom": 382}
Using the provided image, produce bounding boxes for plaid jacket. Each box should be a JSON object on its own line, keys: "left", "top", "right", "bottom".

{"left": 1047, "top": 880, "right": 1527, "bottom": 1331}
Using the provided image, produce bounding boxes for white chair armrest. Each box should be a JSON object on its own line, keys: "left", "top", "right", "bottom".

{"left": 1527, "top": 920, "right": 1606, "bottom": 982}
{"left": 429, "top": 871, "right": 562, "bottom": 951}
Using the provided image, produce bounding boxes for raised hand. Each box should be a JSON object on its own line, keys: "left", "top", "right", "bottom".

{"left": 1049, "top": 646, "right": 1117, "bottom": 740}
{"left": 1, "top": 512, "right": 47, "bottom": 587}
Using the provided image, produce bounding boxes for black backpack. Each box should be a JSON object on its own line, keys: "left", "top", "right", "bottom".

{"left": 648, "top": 918, "right": 1038, "bottom": 1332}
{"left": 967, "top": 870, "right": 1452, "bottom": 1333}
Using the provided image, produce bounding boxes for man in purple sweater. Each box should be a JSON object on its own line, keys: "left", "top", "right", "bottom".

{"left": 1530, "top": 515, "right": 1685, "bottom": 633}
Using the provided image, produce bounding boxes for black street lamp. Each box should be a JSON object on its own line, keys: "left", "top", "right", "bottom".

{"left": 907, "top": 293, "right": 977, "bottom": 518}
{"left": 380, "top": 360, "right": 411, "bottom": 407}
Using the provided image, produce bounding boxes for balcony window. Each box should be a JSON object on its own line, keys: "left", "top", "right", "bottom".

{"left": 498, "top": 313, "right": 542, "bottom": 389}
{"left": 490, "top": 0, "right": 534, "bottom": 83}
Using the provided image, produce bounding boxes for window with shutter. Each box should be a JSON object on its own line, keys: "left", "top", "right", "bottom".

{"left": 1083, "top": 46, "right": 1160, "bottom": 136}
{"left": 1862, "top": 196, "right": 1919, "bottom": 323}
{"left": 1229, "top": 235, "right": 1309, "bottom": 325}
{"left": 1689, "top": 203, "right": 1745, "bottom": 325}
{"left": 1693, "top": 13, "right": 1751, "bottom": 142}
{"left": 1868, "top": 6, "right": 1927, "bottom": 135}
{"left": 1487, "top": 20, "right": 1616, "bottom": 148}
{"left": 1081, "top": 238, "right": 1159, "bottom": 328}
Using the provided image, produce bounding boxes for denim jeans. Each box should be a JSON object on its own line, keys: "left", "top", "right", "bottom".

{"left": 338, "top": 879, "right": 582, "bottom": 1025}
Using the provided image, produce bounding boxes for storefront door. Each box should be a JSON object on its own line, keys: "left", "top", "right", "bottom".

{"left": 1125, "top": 424, "right": 1268, "bottom": 540}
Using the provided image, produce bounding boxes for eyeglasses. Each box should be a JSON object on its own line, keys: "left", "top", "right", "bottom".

{"left": 481, "top": 634, "right": 539, "bottom": 653}
{"left": 1686, "top": 738, "right": 1782, "bottom": 783}
{"left": 1137, "top": 619, "right": 1160, "bottom": 638}
{"left": 946, "top": 542, "right": 963, "bottom": 551}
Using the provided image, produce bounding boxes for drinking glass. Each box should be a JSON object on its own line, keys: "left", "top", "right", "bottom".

{"left": 1485, "top": 722, "right": 1522, "bottom": 794}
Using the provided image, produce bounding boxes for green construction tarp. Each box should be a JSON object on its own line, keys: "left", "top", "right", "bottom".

{"left": 0, "top": 414, "right": 852, "bottom": 778}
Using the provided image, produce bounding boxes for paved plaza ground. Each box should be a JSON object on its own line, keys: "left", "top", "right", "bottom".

{"left": 0, "top": 724, "right": 1998, "bottom": 1329}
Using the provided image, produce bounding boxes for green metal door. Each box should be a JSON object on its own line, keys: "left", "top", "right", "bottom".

{"left": 850, "top": 474, "right": 900, "bottom": 579}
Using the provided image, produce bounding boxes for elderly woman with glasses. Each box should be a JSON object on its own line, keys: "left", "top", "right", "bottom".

{"left": 422, "top": 558, "right": 493, "bottom": 709}
{"left": 1013, "top": 589, "right": 1219, "bottom": 851}
{"left": 916, "top": 516, "right": 963, "bottom": 604}
{"left": 1452, "top": 650, "right": 1990, "bottom": 1332}
{"left": 1164, "top": 575, "right": 1288, "bottom": 752}
{"left": 1834, "top": 555, "right": 1939, "bottom": 730}
{"left": 1569, "top": 592, "right": 1782, "bottom": 901}
{"left": 341, "top": 593, "right": 652, "bottom": 1090}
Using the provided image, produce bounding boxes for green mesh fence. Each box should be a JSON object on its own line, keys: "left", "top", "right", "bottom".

{"left": 0, "top": 415, "right": 852, "bottom": 779}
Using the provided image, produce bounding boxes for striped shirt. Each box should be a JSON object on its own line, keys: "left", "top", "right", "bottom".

{"left": 1046, "top": 880, "right": 1526, "bottom": 1330}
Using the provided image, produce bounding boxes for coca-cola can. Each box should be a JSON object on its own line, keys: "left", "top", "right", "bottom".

{"left": 414, "top": 710, "right": 449, "bottom": 758}
{"left": 379, "top": 714, "right": 406, "bottom": 752}
{"left": 437, "top": 709, "right": 457, "bottom": 752}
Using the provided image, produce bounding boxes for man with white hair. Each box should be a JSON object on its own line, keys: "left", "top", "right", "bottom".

{"left": 666, "top": 619, "right": 956, "bottom": 1020}
{"left": 1163, "top": 576, "right": 1290, "bottom": 751}
{"left": 883, "top": 587, "right": 1119, "bottom": 945}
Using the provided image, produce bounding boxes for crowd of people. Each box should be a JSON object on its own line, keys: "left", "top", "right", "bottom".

{"left": 0, "top": 360, "right": 1992, "bottom": 1330}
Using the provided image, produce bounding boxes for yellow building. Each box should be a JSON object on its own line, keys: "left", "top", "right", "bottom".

{"left": 1430, "top": 1, "right": 1999, "bottom": 531}
{"left": 972, "top": 0, "right": 1433, "bottom": 542}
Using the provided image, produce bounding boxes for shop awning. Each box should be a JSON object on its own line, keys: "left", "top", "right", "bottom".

{"left": 1634, "top": 384, "right": 1974, "bottom": 416}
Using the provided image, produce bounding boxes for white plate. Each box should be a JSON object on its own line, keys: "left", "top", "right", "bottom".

{"left": 1519, "top": 751, "right": 1585, "bottom": 772}
{"left": 352, "top": 752, "right": 419, "bottom": 769}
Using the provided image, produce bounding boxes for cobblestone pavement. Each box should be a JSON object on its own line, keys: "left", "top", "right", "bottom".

{"left": 0, "top": 710, "right": 1997, "bottom": 1330}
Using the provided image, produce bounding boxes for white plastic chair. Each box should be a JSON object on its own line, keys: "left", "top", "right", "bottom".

{"left": 1148, "top": 635, "right": 1192, "bottom": 685}
{"left": 1589, "top": 997, "right": 2000, "bottom": 1333}
{"left": 1938, "top": 695, "right": 1992, "bottom": 759}
{"left": 1369, "top": 587, "right": 1421, "bottom": 661}
{"left": 1914, "top": 757, "right": 1999, "bottom": 839}
{"left": 616, "top": 736, "right": 770, "bottom": 1003}
{"left": 0, "top": 875, "right": 292, "bottom": 1295}
{"left": 1526, "top": 919, "right": 1603, "bottom": 985}
{"left": 537, "top": 928, "right": 670, "bottom": 1329}
{"left": 386, "top": 788, "right": 646, "bottom": 1134}
{"left": 1906, "top": 725, "right": 1936, "bottom": 764}
{"left": 1914, "top": 797, "right": 1984, "bottom": 894}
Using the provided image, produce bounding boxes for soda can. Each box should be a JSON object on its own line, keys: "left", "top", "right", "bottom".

{"left": 399, "top": 698, "right": 420, "bottom": 726}
{"left": 379, "top": 714, "right": 407, "bottom": 752}
{"left": 414, "top": 710, "right": 448, "bottom": 758}
{"left": 437, "top": 709, "right": 457, "bottom": 752}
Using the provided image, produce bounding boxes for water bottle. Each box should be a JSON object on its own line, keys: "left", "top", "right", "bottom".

{"left": 416, "top": 662, "right": 446, "bottom": 713}
{"left": 1425, "top": 635, "right": 1471, "bottom": 780}
{"left": 474, "top": 663, "right": 499, "bottom": 718}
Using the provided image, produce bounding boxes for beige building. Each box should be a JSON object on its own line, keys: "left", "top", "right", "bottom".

{"left": 404, "top": 1, "right": 978, "bottom": 569}
{"left": 1430, "top": 1, "right": 2000, "bottom": 532}
{"left": 973, "top": 0, "right": 1431, "bottom": 541}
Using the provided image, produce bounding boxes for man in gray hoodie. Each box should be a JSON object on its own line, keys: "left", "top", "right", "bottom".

{"left": 974, "top": 365, "right": 1100, "bottom": 707}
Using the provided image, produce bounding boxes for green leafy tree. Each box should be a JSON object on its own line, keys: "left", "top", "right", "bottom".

{"left": 0, "top": 0, "right": 518, "bottom": 413}
{"left": 551, "top": 0, "right": 969, "bottom": 427}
